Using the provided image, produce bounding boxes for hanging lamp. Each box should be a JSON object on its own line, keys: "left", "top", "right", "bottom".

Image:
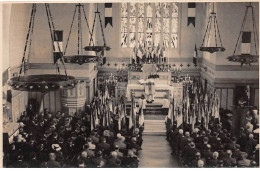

{"left": 63, "top": 3, "right": 97, "bottom": 65}
{"left": 8, "top": 4, "right": 76, "bottom": 92}
{"left": 200, "top": 3, "right": 225, "bottom": 53}
{"left": 227, "top": 3, "right": 258, "bottom": 66}
{"left": 84, "top": 4, "right": 111, "bottom": 62}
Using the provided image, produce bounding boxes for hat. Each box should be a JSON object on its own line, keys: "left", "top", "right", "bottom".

{"left": 51, "top": 144, "right": 61, "bottom": 151}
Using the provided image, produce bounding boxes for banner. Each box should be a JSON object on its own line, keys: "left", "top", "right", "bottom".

{"left": 53, "top": 30, "right": 63, "bottom": 64}
{"left": 188, "top": 3, "right": 196, "bottom": 27}
{"left": 105, "top": 3, "right": 113, "bottom": 27}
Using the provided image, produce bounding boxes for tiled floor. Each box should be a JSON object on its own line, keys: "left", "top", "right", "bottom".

{"left": 138, "top": 135, "right": 182, "bottom": 168}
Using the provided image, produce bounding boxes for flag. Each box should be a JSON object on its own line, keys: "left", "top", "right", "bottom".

{"left": 191, "top": 104, "right": 196, "bottom": 132}
{"left": 241, "top": 31, "right": 251, "bottom": 55}
{"left": 91, "top": 110, "right": 95, "bottom": 130}
{"left": 193, "top": 44, "right": 198, "bottom": 66}
{"left": 137, "top": 44, "right": 143, "bottom": 58}
{"left": 188, "top": 3, "right": 196, "bottom": 27}
{"left": 94, "top": 108, "right": 99, "bottom": 126}
{"left": 246, "top": 85, "right": 250, "bottom": 99}
{"left": 132, "top": 45, "right": 137, "bottom": 62}
{"left": 53, "top": 30, "right": 63, "bottom": 64}
{"left": 105, "top": 3, "right": 113, "bottom": 27}
{"left": 139, "top": 108, "right": 144, "bottom": 126}
{"left": 177, "top": 105, "right": 183, "bottom": 128}
{"left": 6, "top": 90, "right": 12, "bottom": 103}
{"left": 39, "top": 98, "right": 44, "bottom": 113}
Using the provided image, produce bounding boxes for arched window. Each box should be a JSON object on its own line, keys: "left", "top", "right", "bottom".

{"left": 120, "top": 2, "right": 178, "bottom": 48}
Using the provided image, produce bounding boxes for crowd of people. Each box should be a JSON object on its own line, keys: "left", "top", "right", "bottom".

{"left": 3, "top": 98, "right": 144, "bottom": 168}
{"left": 166, "top": 109, "right": 259, "bottom": 168}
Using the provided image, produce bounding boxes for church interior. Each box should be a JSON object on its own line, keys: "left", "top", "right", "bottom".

{"left": 1, "top": 1, "right": 259, "bottom": 168}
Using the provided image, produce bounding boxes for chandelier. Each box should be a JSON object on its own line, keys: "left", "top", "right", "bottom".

{"left": 200, "top": 3, "right": 225, "bottom": 53}
{"left": 63, "top": 3, "right": 98, "bottom": 65}
{"left": 227, "top": 3, "right": 258, "bottom": 66}
{"left": 8, "top": 4, "right": 76, "bottom": 92}
{"left": 84, "top": 4, "right": 111, "bottom": 64}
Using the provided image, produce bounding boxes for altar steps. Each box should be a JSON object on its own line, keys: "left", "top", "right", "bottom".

{"left": 143, "top": 120, "right": 166, "bottom": 135}
{"left": 125, "top": 102, "right": 166, "bottom": 115}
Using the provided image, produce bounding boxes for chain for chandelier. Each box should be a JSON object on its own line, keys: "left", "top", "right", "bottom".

{"left": 200, "top": 2, "right": 225, "bottom": 53}
{"left": 9, "top": 3, "right": 76, "bottom": 92}
{"left": 63, "top": 3, "right": 98, "bottom": 65}
{"left": 227, "top": 3, "right": 258, "bottom": 66}
{"left": 84, "top": 3, "right": 111, "bottom": 53}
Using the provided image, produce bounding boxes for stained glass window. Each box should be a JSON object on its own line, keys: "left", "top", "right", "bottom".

{"left": 138, "top": 3, "right": 144, "bottom": 17}
{"left": 120, "top": 2, "right": 178, "bottom": 48}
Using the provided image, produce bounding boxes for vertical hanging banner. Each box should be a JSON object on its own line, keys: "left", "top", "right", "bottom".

{"left": 188, "top": 3, "right": 196, "bottom": 27}
{"left": 105, "top": 3, "right": 113, "bottom": 27}
{"left": 241, "top": 31, "right": 251, "bottom": 55}
{"left": 193, "top": 44, "right": 198, "bottom": 66}
{"left": 53, "top": 30, "right": 63, "bottom": 64}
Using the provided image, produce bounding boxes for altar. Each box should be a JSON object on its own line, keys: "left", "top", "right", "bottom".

{"left": 126, "top": 64, "right": 183, "bottom": 104}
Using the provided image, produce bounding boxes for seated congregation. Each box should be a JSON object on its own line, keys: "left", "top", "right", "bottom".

{"left": 3, "top": 94, "right": 144, "bottom": 168}
{"left": 166, "top": 109, "right": 259, "bottom": 168}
